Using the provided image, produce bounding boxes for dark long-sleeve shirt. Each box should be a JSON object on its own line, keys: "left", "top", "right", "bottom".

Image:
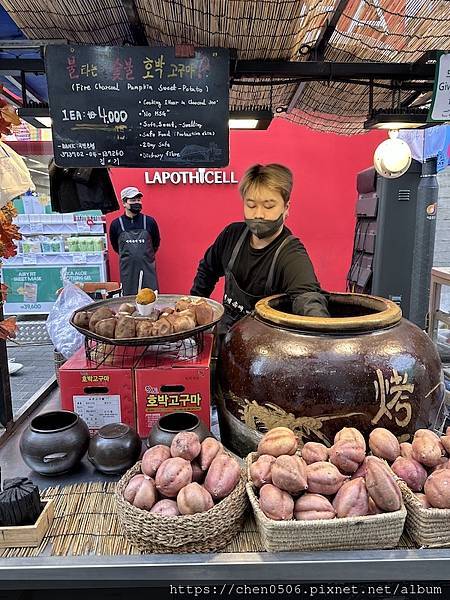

{"left": 190, "top": 222, "right": 329, "bottom": 316}
{"left": 109, "top": 213, "right": 160, "bottom": 255}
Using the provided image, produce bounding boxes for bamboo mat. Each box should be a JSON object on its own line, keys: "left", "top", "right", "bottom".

{"left": 0, "top": 482, "right": 415, "bottom": 559}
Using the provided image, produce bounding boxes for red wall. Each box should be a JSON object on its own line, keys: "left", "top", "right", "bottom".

{"left": 107, "top": 119, "right": 385, "bottom": 299}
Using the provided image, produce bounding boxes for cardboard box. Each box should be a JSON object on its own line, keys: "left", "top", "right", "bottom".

{"left": 59, "top": 347, "right": 135, "bottom": 433}
{"left": 134, "top": 334, "right": 213, "bottom": 438}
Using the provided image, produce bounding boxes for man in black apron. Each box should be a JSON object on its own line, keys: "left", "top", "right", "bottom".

{"left": 109, "top": 186, "right": 160, "bottom": 295}
{"left": 190, "top": 164, "right": 329, "bottom": 337}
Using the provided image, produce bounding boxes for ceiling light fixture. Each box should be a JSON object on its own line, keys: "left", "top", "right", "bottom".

{"left": 229, "top": 110, "right": 273, "bottom": 130}
{"left": 364, "top": 108, "right": 432, "bottom": 130}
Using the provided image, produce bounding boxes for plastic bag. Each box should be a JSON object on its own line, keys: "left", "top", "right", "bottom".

{"left": 46, "top": 281, "right": 92, "bottom": 359}
{"left": 0, "top": 141, "right": 35, "bottom": 209}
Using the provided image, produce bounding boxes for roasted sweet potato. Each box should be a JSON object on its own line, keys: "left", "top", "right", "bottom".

{"left": 95, "top": 317, "right": 117, "bottom": 338}
{"left": 204, "top": 454, "right": 241, "bottom": 500}
{"left": 301, "top": 442, "right": 329, "bottom": 465}
{"left": 117, "top": 302, "right": 135, "bottom": 315}
{"left": 259, "top": 484, "right": 294, "bottom": 521}
{"left": 391, "top": 457, "right": 427, "bottom": 492}
{"left": 365, "top": 456, "right": 402, "bottom": 512}
{"left": 329, "top": 440, "right": 365, "bottom": 474}
{"left": 250, "top": 455, "right": 276, "bottom": 488}
{"left": 170, "top": 431, "right": 201, "bottom": 461}
{"left": 73, "top": 310, "right": 91, "bottom": 329}
{"left": 136, "top": 319, "right": 156, "bottom": 337}
{"left": 294, "top": 493, "right": 335, "bottom": 521}
{"left": 171, "top": 314, "right": 197, "bottom": 333}
{"left": 369, "top": 428, "right": 401, "bottom": 462}
{"left": 89, "top": 307, "right": 115, "bottom": 331}
{"left": 271, "top": 455, "right": 308, "bottom": 495}
{"left": 424, "top": 470, "right": 450, "bottom": 508}
{"left": 177, "top": 482, "right": 214, "bottom": 515}
{"left": 194, "top": 301, "right": 214, "bottom": 326}
{"left": 141, "top": 445, "right": 171, "bottom": 478}
{"left": 257, "top": 427, "right": 297, "bottom": 457}
{"left": 151, "top": 317, "right": 173, "bottom": 337}
{"left": 199, "top": 438, "right": 223, "bottom": 471}
{"left": 412, "top": 430, "right": 446, "bottom": 468}
{"left": 115, "top": 315, "right": 136, "bottom": 339}
{"left": 155, "top": 457, "right": 192, "bottom": 497}
{"left": 333, "top": 477, "right": 369, "bottom": 518}
{"left": 150, "top": 499, "right": 180, "bottom": 516}
{"left": 306, "top": 461, "right": 348, "bottom": 495}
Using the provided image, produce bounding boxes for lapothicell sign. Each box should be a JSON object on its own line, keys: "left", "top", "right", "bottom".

{"left": 144, "top": 167, "right": 238, "bottom": 185}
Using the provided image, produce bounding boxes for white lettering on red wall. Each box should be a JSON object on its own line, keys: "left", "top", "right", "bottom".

{"left": 144, "top": 167, "right": 238, "bottom": 185}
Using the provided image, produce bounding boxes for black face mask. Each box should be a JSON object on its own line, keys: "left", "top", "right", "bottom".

{"left": 245, "top": 213, "right": 285, "bottom": 239}
{"left": 128, "top": 202, "right": 142, "bottom": 215}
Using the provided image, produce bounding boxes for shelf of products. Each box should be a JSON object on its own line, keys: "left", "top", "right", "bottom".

{"left": 1, "top": 190, "right": 109, "bottom": 315}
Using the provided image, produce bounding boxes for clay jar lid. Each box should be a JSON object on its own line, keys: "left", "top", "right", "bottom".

{"left": 255, "top": 292, "right": 402, "bottom": 334}
{"left": 98, "top": 423, "right": 131, "bottom": 439}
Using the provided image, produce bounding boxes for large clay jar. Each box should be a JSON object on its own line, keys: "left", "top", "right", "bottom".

{"left": 218, "top": 293, "right": 444, "bottom": 457}
{"left": 146, "top": 412, "right": 212, "bottom": 448}
{"left": 88, "top": 423, "right": 142, "bottom": 475}
{"left": 20, "top": 410, "right": 90, "bottom": 476}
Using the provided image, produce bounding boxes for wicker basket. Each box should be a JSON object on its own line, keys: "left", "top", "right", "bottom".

{"left": 399, "top": 480, "right": 450, "bottom": 548}
{"left": 246, "top": 453, "right": 406, "bottom": 552}
{"left": 115, "top": 461, "right": 249, "bottom": 553}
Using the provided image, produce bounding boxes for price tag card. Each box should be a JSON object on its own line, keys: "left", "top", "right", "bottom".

{"left": 73, "top": 253, "right": 87, "bottom": 264}
{"left": 23, "top": 254, "right": 37, "bottom": 265}
{"left": 29, "top": 223, "right": 44, "bottom": 234}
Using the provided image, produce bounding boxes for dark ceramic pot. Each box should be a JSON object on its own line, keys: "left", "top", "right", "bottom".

{"left": 147, "top": 412, "right": 212, "bottom": 448}
{"left": 19, "top": 410, "right": 90, "bottom": 476}
{"left": 218, "top": 293, "right": 444, "bottom": 457}
{"left": 88, "top": 423, "right": 142, "bottom": 475}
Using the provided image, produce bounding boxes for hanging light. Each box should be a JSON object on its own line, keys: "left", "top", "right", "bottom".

{"left": 373, "top": 130, "right": 412, "bottom": 179}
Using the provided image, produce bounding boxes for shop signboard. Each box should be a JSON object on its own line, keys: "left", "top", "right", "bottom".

{"left": 1, "top": 265, "right": 104, "bottom": 314}
{"left": 428, "top": 52, "right": 450, "bottom": 122}
{"left": 45, "top": 45, "right": 230, "bottom": 168}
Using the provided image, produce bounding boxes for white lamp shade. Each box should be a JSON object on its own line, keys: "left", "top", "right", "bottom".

{"left": 374, "top": 138, "right": 412, "bottom": 179}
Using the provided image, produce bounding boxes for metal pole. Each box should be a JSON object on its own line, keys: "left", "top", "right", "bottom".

{"left": 0, "top": 301, "right": 13, "bottom": 429}
{"left": 409, "top": 157, "right": 439, "bottom": 329}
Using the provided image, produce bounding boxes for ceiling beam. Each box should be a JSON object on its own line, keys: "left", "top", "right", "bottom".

{"left": 121, "top": 0, "right": 149, "bottom": 46}
{"left": 312, "top": 0, "right": 350, "bottom": 60}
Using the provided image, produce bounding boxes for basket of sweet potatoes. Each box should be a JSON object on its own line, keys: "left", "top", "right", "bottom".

{"left": 246, "top": 427, "right": 406, "bottom": 552}
{"left": 367, "top": 426, "right": 450, "bottom": 548}
{"left": 115, "top": 432, "right": 248, "bottom": 553}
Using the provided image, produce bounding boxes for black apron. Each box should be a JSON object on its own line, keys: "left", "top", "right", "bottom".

{"left": 118, "top": 215, "right": 159, "bottom": 295}
{"left": 221, "top": 228, "right": 295, "bottom": 332}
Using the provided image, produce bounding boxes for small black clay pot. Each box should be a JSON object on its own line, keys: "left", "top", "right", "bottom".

{"left": 88, "top": 423, "right": 142, "bottom": 475}
{"left": 147, "top": 412, "right": 212, "bottom": 448}
{"left": 19, "top": 410, "right": 89, "bottom": 476}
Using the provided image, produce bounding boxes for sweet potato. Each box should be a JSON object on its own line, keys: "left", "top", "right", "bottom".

{"left": 151, "top": 317, "right": 173, "bottom": 337}
{"left": 171, "top": 314, "right": 197, "bottom": 333}
{"left": 136, "top": 319, "right": 156, "bottom": 338}
{"left": 334, "top": 427, "right": 366, "bottom": 451}
{"left": 73, "top": 310, "right": 91, "bottom": 329}
{"left": 194, "top": 301, "right": 214, "bottom": 326}
{"left": 424, "top": 470, "right": 450, "bottom": 508}
{"left": 177, "top": 482, "right": 214, "bottom": 515}
{"left": 175, "top": 297, "right": 194, "bottom": 312}
{"left": 204, "top": 454, "right": 241, "bottom": 500}
{"left": 141, "top": 445, "right": 171, "bottom": 478}
{"left": 89, "top": 307, "right": 115, "bottom": 331}
{"left": 333, "top": 477, "right": 369, "bottom": 518}
{"left": 294, "top": 493, "right": 335, "bottom": 521}
{"left": 95, "top": 317, "right": 116, "bottom": 338}
{"left": 115, "top": 315, "right": 136, "bottom": 339}
{"left": 432, "top": 458, "right": 450, "bottom": 473}
{"left": 441, "top": 434, "right": 450, "bottom": 454}
{"left": 257, "top": 427, "right": 297, "bottom": 457}
{"left": 155, "top": 457, "right": 192, "bottom": 497}
{"left": 124, "top": 475, "right": 156, "bottom": 510}
{"left": 400, "top": 442, "right": 413, "bottom": 459}
{"left": 391, "top": 457, "right": 427, "bottom": 492}
{"left": 150, "top": 499, "right": 180, "bottom": 516}
{"left": 170, "top": 431, "right": 201, "bottom": 461}
{"left": 306, "top": 461, "right": 349, "bottom": 495}
{"left": 414, "top": 493, "right": 431, "bottom": 509}
{"left": 250, "top": 455, "right": 276, "bottom": 488}
{"left": 368, "top": 497, "right": 382, "bottom": 515}
{"left": 117, "top": 302, "right": 135, "bottom": 315}
{"left": 351, "top": 457, "right": 368, "bottom": 480}
{"left": 259, "top": 484, "right": 294, "bottom": 521}
{"left": 365, "top": 456, "right": 402, "bottom": 512}
{"left": 191, "top": 460, "right": 205, "bottom": 483}
{"left": 271, "top": 455, "right": 308, "bottom": 495}
{"left": 301, "top": 442, "right": 329, "bottom": 465}
{"left": 329, "top": 440, "right": 365, "bottom": 474}
{"left": 412, "top": 430, "right": 446, "bottom": 468}
{"left": 199, "top": 438, "right": 223, "bottom": 471}
{"left": 369, "top": 428, "right": 401, "bottom": 462}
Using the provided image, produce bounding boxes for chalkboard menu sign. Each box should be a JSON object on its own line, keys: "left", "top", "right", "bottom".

{"left": 45, "top": 45, "right": 229, "bottom": 168}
